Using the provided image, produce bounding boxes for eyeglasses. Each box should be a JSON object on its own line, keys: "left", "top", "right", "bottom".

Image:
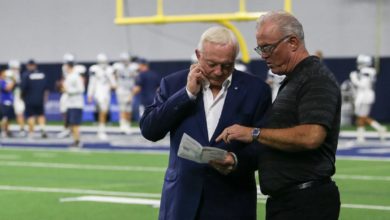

{"left": 254, "top": 35, "right": 291, "bottom": 56}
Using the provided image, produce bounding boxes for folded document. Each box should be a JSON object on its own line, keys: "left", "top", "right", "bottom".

{"left": 178, "top": 133, "right": 227, "bottom": 163}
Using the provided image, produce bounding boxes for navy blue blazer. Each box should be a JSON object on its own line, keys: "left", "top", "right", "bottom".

{"left": 140, "top": 69, "right": 271, "bottom": 220}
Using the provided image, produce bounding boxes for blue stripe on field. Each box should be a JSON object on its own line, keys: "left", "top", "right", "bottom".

{"left": 337, "top": 146, "right": 390, "bottom": 158}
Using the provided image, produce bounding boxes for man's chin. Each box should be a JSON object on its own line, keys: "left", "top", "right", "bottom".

{"left": 269, "top": 67, "right": 281, "bottom": 75}
{"left": 209, "top": 81, "right": 224, "bottom": 88}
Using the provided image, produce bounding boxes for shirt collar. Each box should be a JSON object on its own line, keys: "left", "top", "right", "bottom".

{"left": 203, "top": 74, "right": 232, "bottom": 91}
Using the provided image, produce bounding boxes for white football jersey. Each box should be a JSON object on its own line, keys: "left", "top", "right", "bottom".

{"left": 63, "top": 69, "right": 85, "bottom": 109}
{"left": 350, "top": 67, "right": 376, "bottom": 105}
{"left": 87, "top": 64, "right": 116, "bottom": 98}
{"left": 62, "top": 64, "right": 86, "bottom": 78}
{"left": 113, "top": 62, "right": 139, "bottom": 93}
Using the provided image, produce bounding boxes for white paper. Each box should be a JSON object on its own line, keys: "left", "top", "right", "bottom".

{"left": 178, "top": 133, "right": 227, "bottom": 163}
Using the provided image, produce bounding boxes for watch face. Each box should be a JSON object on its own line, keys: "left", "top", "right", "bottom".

{"left": 252, "top": 128, "right": 260, "bottom": 139}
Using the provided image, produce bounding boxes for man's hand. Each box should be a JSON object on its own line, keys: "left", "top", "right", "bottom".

{"left": 216, "top": 124, "right": 253, "bottom": 144}
{"left": 186, "top": 64, "right": 207, "bottom": 96}
{"left": 209, "top": 152, "right": 236, "bottom": 175}
{"left": 88, "top": 96, "right": 93, "bottom": 103}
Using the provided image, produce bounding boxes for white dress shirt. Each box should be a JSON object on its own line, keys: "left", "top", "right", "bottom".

{"left": 187, "top": 75, "right": 232, "bottom": 141}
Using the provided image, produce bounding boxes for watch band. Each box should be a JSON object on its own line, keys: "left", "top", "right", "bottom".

{"left": 252, "top": 128, "right": 261, "bottom": 142}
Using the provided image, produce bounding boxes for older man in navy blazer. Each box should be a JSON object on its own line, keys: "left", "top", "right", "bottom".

{"left": 140, "top": 26, "right": 271, "bottom": 220}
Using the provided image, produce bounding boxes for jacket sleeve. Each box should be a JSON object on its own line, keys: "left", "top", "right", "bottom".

{"left": 140, "top": 77, "right": 197, "bottom": 142}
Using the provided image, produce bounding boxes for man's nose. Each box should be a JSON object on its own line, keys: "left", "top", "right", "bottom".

{"left": 261, "top": 53, "right": 270, "bottom": 60}
{"left": 214, "top": 65, "right": 223, "bottom": 75}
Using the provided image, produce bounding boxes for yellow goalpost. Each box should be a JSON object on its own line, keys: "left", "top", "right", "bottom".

{"left": 115, "top": 0, "right": 292, "bottom": 63}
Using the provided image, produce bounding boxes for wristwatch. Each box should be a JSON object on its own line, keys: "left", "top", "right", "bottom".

{"left": 251, "top": 128, "right": 261, "bottom": 142}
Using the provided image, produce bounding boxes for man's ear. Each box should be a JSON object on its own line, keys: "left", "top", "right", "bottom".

{"left": 195, "top": 49, "right": 201, "bottom": 60}
{"left": 289, "top": 36, "right": 299, "bottom": 51}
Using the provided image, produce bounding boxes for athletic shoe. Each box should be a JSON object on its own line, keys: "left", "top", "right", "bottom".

{"left": 27, "top": 133, "right": 34, "bottom": 140}
{"left": 1, "top": 131, "right": 13, "bottom": 138}
{"left": 41, "top": 132, "right": 48, "bottom": 139}
{"left": 57, "top": 129, "right": 71, "bottom": 138}
{"left": 18, "top": 130, "right": 27, "bottom": 137}
{"left": 121, "top": 126, "right": 132, "bottom": 135}
{"left": 356, "top": 137, "right": 365, "bottom": 143}
{"left": 98, "top": 132, "right": 108, "bottom": 140}
{"left": 379, "top": 127, "right": 387, "bottom": 142}
{"left": 69, "top": 141, "right": 82, "bottom": 148}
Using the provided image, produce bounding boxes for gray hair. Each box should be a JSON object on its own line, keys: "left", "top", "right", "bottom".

{"left": 257, "top": 11, "right": 305, "bottom": 43}
{"left": 197, "top": 26, "right": 239, "bottom": 57}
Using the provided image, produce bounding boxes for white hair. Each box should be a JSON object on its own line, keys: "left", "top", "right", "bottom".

{"left": 257, "top": 11, "right": 305, "bottom": 43}
{"left": 197, "top": 26, "right": 239, "bottom": 57}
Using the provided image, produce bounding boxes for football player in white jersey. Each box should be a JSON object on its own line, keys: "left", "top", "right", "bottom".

{"left": 6, "top": 60, "right": 26, "bottom": 136}
{"left": 62, "top": 61, "right": 85, "bottom": 148}
{"left": 57, "top": 53, "right": 86, "bottom": 138}
{"left": 113, "top": 52, "right": 139, "bottom": 134}
{"left": 350, "top": 54, "right": 387, "bottom": 142}
{"left": 87, "top": 53, "right": 117, "bottom": 140}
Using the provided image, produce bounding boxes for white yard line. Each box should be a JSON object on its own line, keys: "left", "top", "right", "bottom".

{"left": 340, "top": 130, "right": 390, "bottom": 138}
{"left": 337, "top": 156, "right": 390, "bottom": 162}
{"left": 32, "top": 152, "right": 58, "bottom": 158}
{"left": 3, "top": 184, "right": 389, "bottom": 212}
{"left": 0, "top": 185, "right": 161, "bottom": 198}
{"left": 334, "top": 174, "right": 390, "bottom": 181}
{"left": 257, "top": 199, "right": 390, "bottom": 211}
{"left": 341, "top": 204, "right": 390, "bottom": 211}
{"left": 60, "top": 195, "right": 390, "bottom": 211}
{"left": 0, "top": 154, "right": 21, "bottom": 160}
{"left": 0, "top": 161, "right": 166, "bottom": 172}
{"left": 1, "top": 185, "right": 390, "bottom": 211}
{"left": 60, "top": 196, "right": 161, "bottom": 207}
{"left": 2, "top": 160, "right": 390, "bottom": 182}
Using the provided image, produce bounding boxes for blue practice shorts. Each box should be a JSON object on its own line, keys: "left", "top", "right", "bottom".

{"left": 0, "top": 104, "right": 15, "bottom": 120}
{"left": 66, "top": 108, "right": 83, "bottom": 125}
{"left": 25, "top": 104, "right": 44, "bottom": 118}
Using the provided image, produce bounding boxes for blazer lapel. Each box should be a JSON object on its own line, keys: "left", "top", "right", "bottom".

{"left": 194, "top": 92, "right": 210, "bottom": 144}
{"left": 210, "top": 72, "right": 247, "bottom": 144}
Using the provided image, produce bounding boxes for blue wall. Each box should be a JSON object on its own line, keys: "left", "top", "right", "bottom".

{"left": 6, "top": 57, "right": 390, "bottom": 123}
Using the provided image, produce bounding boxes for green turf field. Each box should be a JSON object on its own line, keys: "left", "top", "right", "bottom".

{"left": 0, "top": 147, "right": 389, "bottom": 220}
